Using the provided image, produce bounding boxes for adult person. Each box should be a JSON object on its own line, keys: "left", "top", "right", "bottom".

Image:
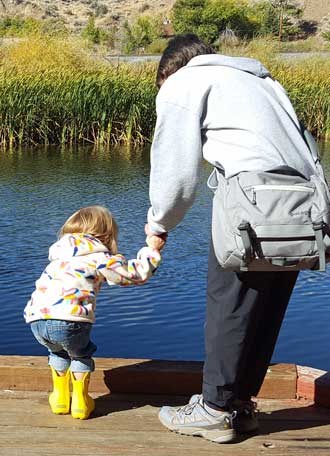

{"left": 144, "top": 33, "right": 318, "bottom": 444}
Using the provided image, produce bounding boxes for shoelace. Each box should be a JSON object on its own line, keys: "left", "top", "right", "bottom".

{"left": 177, "top": 400, "right": 200, "bottom": 416}
{"left": 177, "top": 396, "right": 253, "bottom": 421}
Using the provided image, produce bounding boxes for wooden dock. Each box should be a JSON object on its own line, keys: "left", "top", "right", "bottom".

{"left": 1, "top": 356, "right": 330, "bottom": 456}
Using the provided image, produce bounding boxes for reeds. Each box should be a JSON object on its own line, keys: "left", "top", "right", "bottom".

{"left": 0, "top": 36, "right": 330, "bottom": 147}
{"left": 0, "top": 36, "right": 157, "bottom": 147}
{"left": 271, "top": 57, "right": 330, "bottom": 139}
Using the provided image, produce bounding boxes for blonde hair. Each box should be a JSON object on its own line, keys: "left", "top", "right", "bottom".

{"left": 59, "top": 205, "right": 118, "bottom": 254}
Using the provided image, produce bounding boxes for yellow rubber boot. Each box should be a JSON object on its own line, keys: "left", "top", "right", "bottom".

{"left": 48, "top": 367, "right": 70, "bottom": 415}
{"left": 71, "top": 372, "right": 95, "bottom": 420}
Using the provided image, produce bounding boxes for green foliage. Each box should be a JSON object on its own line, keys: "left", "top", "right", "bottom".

{"left": 172, "top": 0, "right": 257, "bottom": 44}
{"left": 123, "top": 15, "right": 162, "bottom": 54}
{"left": 81, "top": 16, "right": 114, "bottom": 47}
{"left": 172, "top": 0, "right": 306, "bottom": 43}
{"left": 322, "top": 31, "right": 330, "bottom": 42}
{"left": 171, "top": 0, "right": 205, "bottom": 36}
{"left": 250, "top": 2, "right": 278, "bottom": 36}
{"left": 0, "top": 16, "right": 68, "bottom": 38}
{"left": 145, "top": 37, "right": 169, "bottom": 54}
{"left": 0, "top": 16, "right": 41, "bottom": 37}
{"left": 250, "top": 1, "right": 303, "bottom": 39}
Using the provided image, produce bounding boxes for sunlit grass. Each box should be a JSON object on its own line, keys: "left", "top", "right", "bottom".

{"left": 0, "top": 36, "right": 330, "bottom": 147}
{"left": 0, "top": 36, "right": 157, "bottom": 147}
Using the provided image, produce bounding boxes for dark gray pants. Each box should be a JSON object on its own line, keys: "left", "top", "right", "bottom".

{"left": 202, "top": 242, "right": 298, "bottom": 409}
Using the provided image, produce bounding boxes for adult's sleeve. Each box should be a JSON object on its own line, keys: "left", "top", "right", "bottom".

{"left": 147, "top": 100, "right": 203, "bottom": 234}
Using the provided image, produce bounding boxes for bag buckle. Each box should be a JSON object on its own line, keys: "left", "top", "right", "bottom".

{"left": 238, "top": 222, "right": 253, "bottom": 271}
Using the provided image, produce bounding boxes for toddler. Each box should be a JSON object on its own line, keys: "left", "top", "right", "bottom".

{"left": 24, "top": 205, "right": 164, "bottom": 419}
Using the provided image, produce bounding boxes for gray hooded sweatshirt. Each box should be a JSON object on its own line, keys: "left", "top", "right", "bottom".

{"left": 147, "top": 54, "right": 317, "bottom": 234}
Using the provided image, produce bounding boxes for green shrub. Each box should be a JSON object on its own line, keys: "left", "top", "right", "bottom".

{"left": 81, "top": 16, "right": 114, "bottom": 47}
{"left": 145, "top": 38, "right": 168, "bottom": 54}
{"left": 322, "top": 31, "right": 330, "bottom": 42}
{"left": 122, "top": 15, "right": 163, "bottom": 54}
{"left": 0, "top": 16, "right": 41, "bottom": 37}
{"left": 172, "top": 0, "right": 258, "bottom": 44}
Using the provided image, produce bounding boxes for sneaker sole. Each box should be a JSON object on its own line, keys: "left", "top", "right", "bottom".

{"left": 159, "top": 415, "right": 237, "bottom": 443}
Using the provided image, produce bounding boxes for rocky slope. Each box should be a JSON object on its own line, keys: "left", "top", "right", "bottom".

{"left": 0, "top": 0, "right": 176, "bottom": 31}
{"left": 0, "top": 0, "right": 328, "bottom": 32}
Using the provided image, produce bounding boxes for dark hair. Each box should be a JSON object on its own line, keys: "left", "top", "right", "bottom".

{"left": 156, "top": 33, "right": 216, "bottom": 88}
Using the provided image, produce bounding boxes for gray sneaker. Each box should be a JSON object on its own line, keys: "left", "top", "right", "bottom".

{"left": 158, "top": 394, "right": 236, "bottom": 443}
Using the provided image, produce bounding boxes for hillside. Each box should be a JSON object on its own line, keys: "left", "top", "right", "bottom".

{"left": 0, "top": 0, "right": 176, "bottom": 31}
{"left": 0, "top": 0, "right": 328, "bottom": 32}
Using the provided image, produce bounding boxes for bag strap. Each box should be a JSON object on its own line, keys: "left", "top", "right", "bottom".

{"left": 299, "top": 121, "right": 328, "bottom": 182}
{"left": 299, "top": 121, "right": 321, "bottom": 166}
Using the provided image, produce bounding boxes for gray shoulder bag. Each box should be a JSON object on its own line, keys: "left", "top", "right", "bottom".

{"left": 208, "top": 127, "right": 330, "bottom": 272}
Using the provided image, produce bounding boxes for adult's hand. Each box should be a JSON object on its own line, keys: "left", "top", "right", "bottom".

{"left": 145, "top": 223, "right": 168, "bottom": 245}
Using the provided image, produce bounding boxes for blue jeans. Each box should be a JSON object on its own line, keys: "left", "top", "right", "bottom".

{"left": 30, "top": 320, "right": 97, "bottom": 373}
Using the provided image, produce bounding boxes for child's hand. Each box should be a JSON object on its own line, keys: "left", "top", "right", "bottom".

{"left": 146, "top": 235, "right": 166, "bottom": 251}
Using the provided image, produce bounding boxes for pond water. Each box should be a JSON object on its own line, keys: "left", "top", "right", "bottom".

{"left": 1, "top": 143, "right": 330, "bottom": 371}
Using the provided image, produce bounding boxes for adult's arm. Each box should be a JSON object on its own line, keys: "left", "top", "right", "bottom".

{"left": 148, "top": 91, "right": 203, "bottom": 234}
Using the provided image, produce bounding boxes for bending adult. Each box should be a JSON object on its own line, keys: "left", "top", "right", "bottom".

{"left": 145, "top": 33, "right": 318, "bottom": 444}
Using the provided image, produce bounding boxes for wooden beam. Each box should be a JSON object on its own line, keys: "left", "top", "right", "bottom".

{"left": 0, "top": 356, "right": 299, "bottom": 401}
{"left": 297, "top": 365, "right": 330, "bottom": 407}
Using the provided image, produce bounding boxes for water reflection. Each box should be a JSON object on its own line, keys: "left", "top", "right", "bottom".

{"left": 1, "top": 143, "right": 330, "bottom": 370}
{"left": 0, "top": 145, "right": 210, "bottom": 362}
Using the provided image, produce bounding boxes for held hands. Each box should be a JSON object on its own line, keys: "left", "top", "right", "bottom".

{"left": 146, "top": 235, "right": 166, "bottom": 251}
{"left": 145, "top": 223, "right": 168, "bottom": 251}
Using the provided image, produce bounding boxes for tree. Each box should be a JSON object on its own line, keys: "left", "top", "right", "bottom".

{"left": 171, "top": 0, "right": 206, "bottom": 36}
{"left": 123, "top": 15, "right": 162, "bottom": 54}
{"left": 81, "top": 16, "right": 115, "bottom": 47}
{"left": 251, "top": 1, "right": 303, "bottom": 40}
{"left": 172, "top": 0, "right": 258, "bottom": 45}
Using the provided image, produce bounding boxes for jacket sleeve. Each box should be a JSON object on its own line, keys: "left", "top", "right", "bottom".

{"left": 147, "top": 96, "right": 203, "bottom": 234}
{"left": 97, "top": 248, "right": 161, "bottom": 286}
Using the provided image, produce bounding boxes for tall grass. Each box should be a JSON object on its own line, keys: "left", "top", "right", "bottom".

{"left": 0, "top": 36, "right": 157, "bottom": 147}
{"left": 0, "top": 36, "right": 330, "bottom": 147}
{"left": 271, "top": 57, "right": 330, "bottom": 139}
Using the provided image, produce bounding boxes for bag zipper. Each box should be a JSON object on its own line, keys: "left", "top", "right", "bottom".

{"left": 251, "top": 185, "right": 314, "bottom": 205}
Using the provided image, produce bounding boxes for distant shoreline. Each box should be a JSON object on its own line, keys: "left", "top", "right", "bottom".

{"left": 104, "top": 52, "right": 330, "bottom": 64}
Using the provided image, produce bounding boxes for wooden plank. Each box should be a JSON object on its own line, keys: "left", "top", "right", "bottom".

{"left": 258, "top": 364, "right": 297, "bottom": 399}
{"left": 1, "top": 392, "right": 330, "bottom": 456}
{"left": 0, "top": 356, "right": 297, "bottom": 399}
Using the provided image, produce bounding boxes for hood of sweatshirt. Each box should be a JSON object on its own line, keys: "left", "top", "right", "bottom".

{"left": 49, "top": 233, "right": 108, "bottom": 261}
{"left": 186, "top": 54, "right": 270, "bottom": 78}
